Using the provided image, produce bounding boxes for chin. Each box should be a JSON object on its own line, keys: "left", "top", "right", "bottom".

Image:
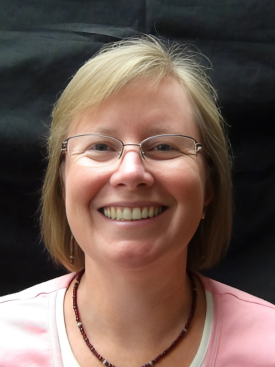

{"left": 101, "top": 240, "right": 163, "bottom": 269}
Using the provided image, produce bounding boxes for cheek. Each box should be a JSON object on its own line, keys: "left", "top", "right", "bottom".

{"left": 155, "top": 159, "right": 207, "bottom": 208}
{"left": 174, "top": 176, "right": 205, "bottom": 219}
{"left": 64, "top": 163, "right": 108, "bottom": 223}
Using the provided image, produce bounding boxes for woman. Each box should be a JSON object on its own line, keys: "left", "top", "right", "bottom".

{"left": 1, "top": 36, "right": 275, "bottom": 366}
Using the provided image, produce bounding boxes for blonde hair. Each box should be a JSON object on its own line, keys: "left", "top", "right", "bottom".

{"left": 41, "top": 35, "right": 233, "bottom": 272}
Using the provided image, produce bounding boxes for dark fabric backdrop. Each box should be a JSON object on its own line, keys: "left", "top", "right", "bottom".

{"left": 1, "top": 0, "right": 275, "bottom": 301}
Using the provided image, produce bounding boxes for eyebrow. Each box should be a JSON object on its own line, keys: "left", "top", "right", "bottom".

{"left": 142, "top": 127, "right": 183, "bottom": 136}
{"left": 89, "top": 127, "right": 118, "bottom": 136}
{"left": 82, "top": 126, "right": 184, "bottom": 138}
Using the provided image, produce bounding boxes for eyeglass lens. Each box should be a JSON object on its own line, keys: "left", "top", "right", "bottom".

{"left": 67, "top": 135, "right": 197, "bottom": 167}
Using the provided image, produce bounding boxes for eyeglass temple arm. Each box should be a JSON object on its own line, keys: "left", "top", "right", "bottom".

{"left": 61, "top": 140, "right": 68, "bottom": 153}
{"left": 195, "top": 143, "right": 202, "bottom": 153}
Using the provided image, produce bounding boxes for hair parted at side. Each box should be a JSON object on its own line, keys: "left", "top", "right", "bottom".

{"left": 41, "top": 35, "right": 233, "bottom": 272}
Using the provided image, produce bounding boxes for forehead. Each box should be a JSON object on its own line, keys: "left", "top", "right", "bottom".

{"left": 68, "top": 76, "right": 201, "bottom": 141}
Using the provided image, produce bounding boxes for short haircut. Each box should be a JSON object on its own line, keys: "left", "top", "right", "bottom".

{"left": 41, "top": 35, "right": 233, "bottom": 272}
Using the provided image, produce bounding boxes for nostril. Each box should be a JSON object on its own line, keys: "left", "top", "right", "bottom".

{"left": 110, "top": 166, "right": 154, "bottom": 189}
{"left": 109, "top": 149, "right": 154, "bottom": 189}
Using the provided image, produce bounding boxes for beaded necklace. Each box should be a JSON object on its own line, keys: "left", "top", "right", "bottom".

{"left": 72, "top": 270, "right": 197, "bottom": 367}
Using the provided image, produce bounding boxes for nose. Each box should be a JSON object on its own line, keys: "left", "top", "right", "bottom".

{"left": 110, "top": 148, "right": 154, "bottom": 190}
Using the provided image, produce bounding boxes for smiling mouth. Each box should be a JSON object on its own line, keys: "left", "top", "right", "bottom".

{"left": 100, "top": 206, "right": 166, "bottom": 221}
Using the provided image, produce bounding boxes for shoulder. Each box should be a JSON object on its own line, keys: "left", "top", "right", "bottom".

{"left": 0, "top": 272, "right": 76, "bottom": 304}
{"left": 199, "top": 275, "right": 275, "bottom": 366}
{"left": 200, "top": 274, "right": 275, "bottom": 310}
{"left": 0, "top": 273, "right": 76, "bottom": 367}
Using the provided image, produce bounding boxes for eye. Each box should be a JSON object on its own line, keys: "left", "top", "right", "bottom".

{"left": 88, "top": 143, "right": 115, "bottom": 151}
{"left": 153, "top": 144, "right": 176, "bottom": 151}
{"left": 143, "top": 138, "right": 183, "bottom": 161}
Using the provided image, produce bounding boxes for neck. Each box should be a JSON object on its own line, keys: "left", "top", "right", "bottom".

{"left": 64, "top": 255, "right": 206, "bottom": 367}
{"left": 75, "top": 254, "right": 192, "bottom": 344}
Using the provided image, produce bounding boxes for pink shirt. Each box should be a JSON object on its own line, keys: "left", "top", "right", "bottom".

{"left": 1, "top": 273, "right": 275, "bottom": 366}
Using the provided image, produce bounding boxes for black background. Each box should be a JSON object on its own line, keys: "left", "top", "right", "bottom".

{"left": 1, "top": 0, "right": 275, "bottom": 301}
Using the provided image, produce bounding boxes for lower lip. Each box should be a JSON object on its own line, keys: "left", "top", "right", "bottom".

{"left": 98, "top": 209, "right": 167, "bottom": 226}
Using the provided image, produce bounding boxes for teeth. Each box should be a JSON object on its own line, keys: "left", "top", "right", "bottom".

{"left": 117, "top": 207, "right": 123, "bottom": 220}
{"left": 102, "top": 206, "right": 164, "bottom": 221}
{"left": 148, "top": 207, "right": 154, "bottom": 218}
{"left": 132, "top": 208, "right": 142, "bottom": 220}
{"left": 141, "top": 207, "right": 148, "bottom": 218}
{"left": 111, "top": 207, "right": 116, "bottom": 220}
{"left": 123, "top": 208, "right": 132, "bottom": 220}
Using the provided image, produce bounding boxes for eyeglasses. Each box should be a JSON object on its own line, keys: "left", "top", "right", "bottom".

{"left": 61, "top": 134, "right": 202, "bottom": 167}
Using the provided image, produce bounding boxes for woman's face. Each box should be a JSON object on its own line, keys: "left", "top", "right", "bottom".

{"left": 64, "top": 77, "right": 213, "bottom": 269}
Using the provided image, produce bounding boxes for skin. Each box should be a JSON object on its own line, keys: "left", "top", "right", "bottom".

{"left": 63, "top": 76, "right": 213, "bottom": 367}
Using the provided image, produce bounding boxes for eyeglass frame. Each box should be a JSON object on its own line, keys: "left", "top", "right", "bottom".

{"left": 61, "top": 133, "right": 203, "bottom": 161}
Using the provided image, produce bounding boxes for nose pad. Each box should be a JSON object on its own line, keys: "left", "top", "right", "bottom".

{"left": 140, "top": 148, "right": 145, "bottom": 160}
{"left": 119, "top": 143, "right": 144, "bottom": 160}
{"left": 110, "top": 149, "right": 154, "bottom": 189}
{"left": 119, "top": 146, "right": 145, "bottom": 160}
